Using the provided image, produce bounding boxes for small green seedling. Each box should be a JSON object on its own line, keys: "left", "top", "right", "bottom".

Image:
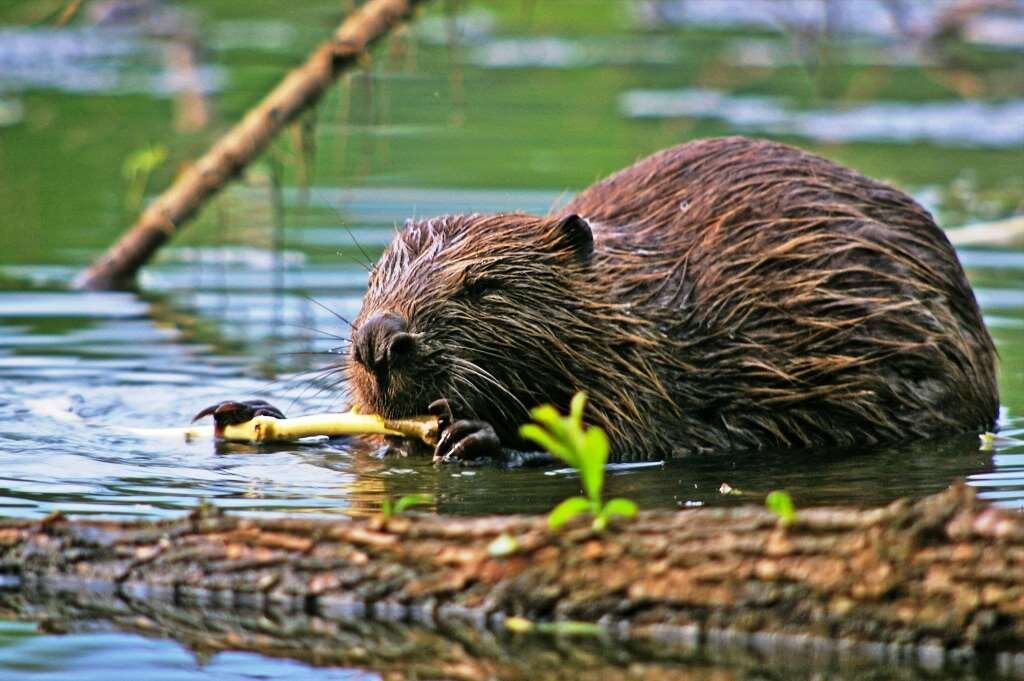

{"left": 519, "top": 392, "right": 637, "bottom": 531}
{"left": 380, "top": 493, "right": 435, "bottom": 521}
{"left": 765, "top": 490, "right": 796, "bottom": 526}
{"left": 122, "top": 144, "right": 168, "bottom": 212}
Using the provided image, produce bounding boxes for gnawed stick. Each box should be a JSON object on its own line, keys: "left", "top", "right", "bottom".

{"left": 218, "top": 411, "right": 438, "bottom": 445}
{"left": 124, "top": 411, "right": 439, "bottom": 446}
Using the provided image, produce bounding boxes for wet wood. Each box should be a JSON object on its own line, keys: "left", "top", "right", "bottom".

{"left": 74, "top": 0, "right": 429, "bottom": 290}
{"left": 2, "top": 484, "right": 1024, "bottom": 677}
{"left": 947, "top": 215, "right": 1024, "bottom": 248}
{"left": 217, "top": 411, "right": 440, "bottom": 445}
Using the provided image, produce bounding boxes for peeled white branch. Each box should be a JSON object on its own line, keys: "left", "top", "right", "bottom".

{"left": 218, "top": 412, "right": 438, "bottom": 445}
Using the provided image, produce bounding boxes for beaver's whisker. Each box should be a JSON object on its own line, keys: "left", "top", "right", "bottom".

{"left": 285, "top": 364, "right": 348, "bottom": 408}
{"left": 276, "top": 320, "right": 351, "bottom": 342}
{"left": 448, "top": 375, "right": 481, "bottom": 421}
{"left": 313, "top": 188, "right": 375, "bottom": 271}
{"left": 450, "top": 357, "right": 528, "bottom": 422}
{"left": 270, "top": 350, "right": 343, "bottom": 359}
{"left": 302, "top": 295, "right": 356, "bottom": 331}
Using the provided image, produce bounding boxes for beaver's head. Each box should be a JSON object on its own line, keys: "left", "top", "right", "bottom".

{"left": 347, "top": 212, "right": 598, "bottom": 442}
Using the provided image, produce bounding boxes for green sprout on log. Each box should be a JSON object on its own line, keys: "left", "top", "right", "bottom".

{"left": 765, "top": 490, "right": 796, "bottom": 526}
{"left": 380, "top": 493, "right": 435, "bottom": 521}
{"left": 519, "top": 392, "right": 637, "bottom": 531}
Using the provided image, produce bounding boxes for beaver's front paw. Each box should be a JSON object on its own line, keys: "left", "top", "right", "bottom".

{"left": 433, "top": 420, "right": 503, "bottom": 464}
{"left": 193, "top": 400, "right": 285, "bottom": 437}
{"left": 428, "top": 399, "right": 501, "bottom": 464}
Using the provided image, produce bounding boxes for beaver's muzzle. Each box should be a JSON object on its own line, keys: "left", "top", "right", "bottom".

{"left": 352, "top": 311, "right": 416, "bottom": 390}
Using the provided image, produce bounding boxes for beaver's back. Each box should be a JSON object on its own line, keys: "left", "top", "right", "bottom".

{"left": 562, "top": 137, "right": 998, "bottom": 453}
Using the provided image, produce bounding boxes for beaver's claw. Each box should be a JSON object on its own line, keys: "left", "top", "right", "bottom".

{"left": 193, "top": 400, "right": 285, "bottom": 437}
{"left": 428, "top": 399, "right": 501, "bottom": 464}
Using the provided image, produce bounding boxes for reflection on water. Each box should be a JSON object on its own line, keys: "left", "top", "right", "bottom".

{"left": 470, "top": 35, "right": 682, "bottom": 68}
{"left": 638, "top": 0, "right": 1024, "bottom": 50}
{"left": 621, "top": 89, "right": 1024, "bottom": 148}
{"left": 0, "top": 26, "right": 224, "bottom": 97}
{"left": 0, "top": 621, "right": 376, "bottom": 681}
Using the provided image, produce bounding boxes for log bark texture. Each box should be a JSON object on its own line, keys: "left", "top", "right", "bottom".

{"left": 3, "top": 484, "right": 1024, "bottom": 678}
{"left": 74, "top": 0, "right": 428, "bottom": 290}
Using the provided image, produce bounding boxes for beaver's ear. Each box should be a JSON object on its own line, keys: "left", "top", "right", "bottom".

{"left": 555, "top": 214, "right": 593, "bottom": 264}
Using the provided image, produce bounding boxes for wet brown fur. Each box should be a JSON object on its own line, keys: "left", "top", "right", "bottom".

{"left": 350, "top": 137, "right": 999, "bottom": 460}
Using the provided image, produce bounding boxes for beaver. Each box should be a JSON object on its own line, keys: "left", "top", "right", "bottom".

{"left": 203, "top": 137, "right": 999, "bottom": 462}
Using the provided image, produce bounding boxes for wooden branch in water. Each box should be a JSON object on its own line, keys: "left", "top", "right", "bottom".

{"left": 74, "top": 0, "right": 429, "bottom": 290}
{"left": 947, "top": 215, "right": 1024, "bottom": 248}
{"left": 122, "top": 412, "right": 439, "bottom": 446}
{"left": 216, "top": 411, "right": 439, "bottom": 445}
{"left": 3, "top": 484, "right": 1024, "bottom": 677}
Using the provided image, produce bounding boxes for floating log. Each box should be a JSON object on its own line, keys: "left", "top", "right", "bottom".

{"left": 74, "top": 0, "right": 429, "bottom": 290}
{"left": 2, "top": 484, "right": 1024, "bottom": 677}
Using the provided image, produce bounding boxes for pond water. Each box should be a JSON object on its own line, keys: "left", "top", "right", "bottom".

{"left": 0, "top": 1, "right": 1022, "bottom": 679}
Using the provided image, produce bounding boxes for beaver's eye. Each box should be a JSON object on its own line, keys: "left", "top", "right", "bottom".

{"left": 461, "top": 277, "right": 499, "bottom": 300}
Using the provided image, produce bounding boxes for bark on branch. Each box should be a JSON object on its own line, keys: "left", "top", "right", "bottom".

{"left": 2, "top": 484, "right": 1024, "bottom": 677}
{"left": 74, "top": 0, "right": 428, "bottom": 290}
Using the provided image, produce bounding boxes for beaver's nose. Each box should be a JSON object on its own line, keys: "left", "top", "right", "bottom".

{"left": 353, "top": 312, "right": 415, "bottom": 375}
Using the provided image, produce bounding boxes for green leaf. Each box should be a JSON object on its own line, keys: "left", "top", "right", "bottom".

{"left": 601, "top": 497, "right": 638, "bottom": 520}
{"left": 568, "top": 392, "right": 588, "bottom": 455}
{"left": 523, "top": 396, "right": 635, "bottom": 537}
{"left": 380, "top": 498, "right": 393, "bottom": 520}
{"left": 122, "top": 144, "right": 167, "bottom": 178}
{"left": 532, "top": 403, "right": 578, "bottom": 448}
{"left": 519, "top": 423, "right": 576, "bottom": 466}
{"left": 765, "top": 490, "right": 796, "bottom": 525}
{"left": 577, "top": 426, "right": 609, "bottom": 502}
{"left": 569, "top": 392, "right": 587, "bottom": 429}
{"left": 393, "top": 493, "right": 435, "bottom": 515}
{"left": 529, "top": 404, "right": 565, "bottom": 430}
{"left": 547, "top": 496, "right": 591, "bottom": 530}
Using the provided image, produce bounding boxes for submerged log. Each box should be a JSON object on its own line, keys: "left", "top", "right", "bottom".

{"left": 74, "top": 0, "right": 429, "bottom": 290}
{"left": 2, "top": 484, "right": 1024, "bottom": 678}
